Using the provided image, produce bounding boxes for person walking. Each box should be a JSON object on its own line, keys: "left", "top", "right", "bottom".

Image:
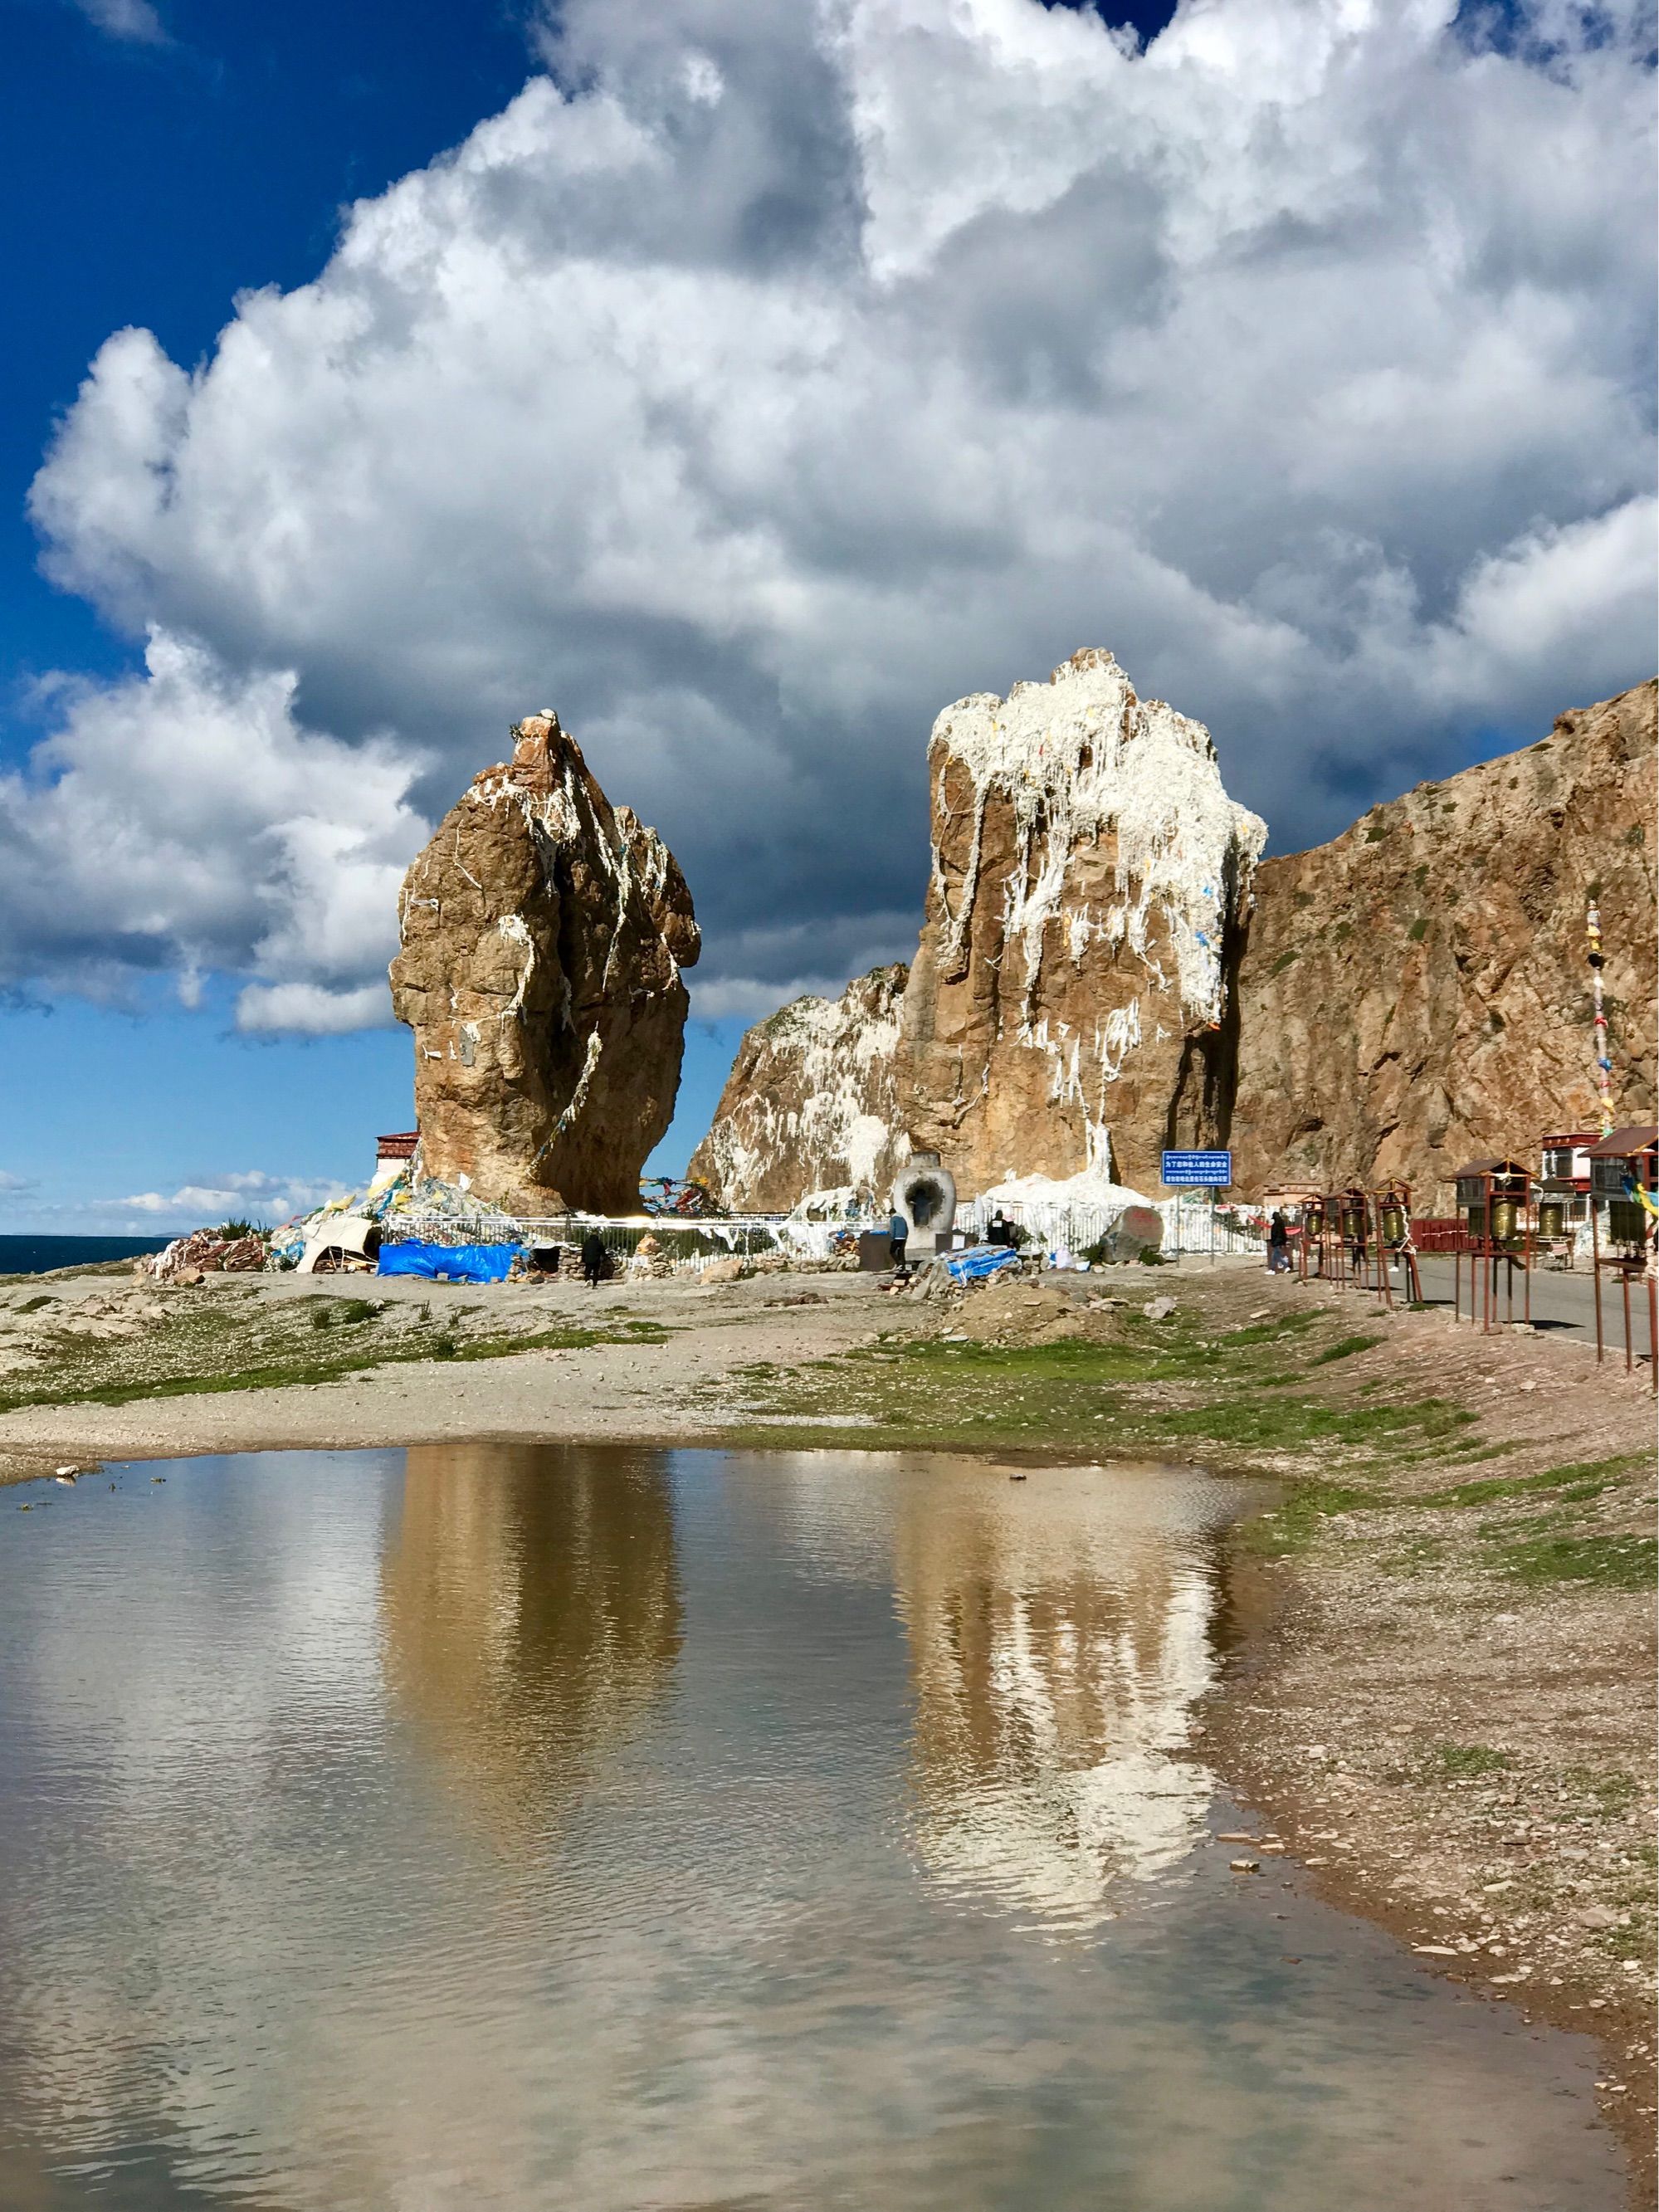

{"left": 889, "top": 1207, "right": 909, "bottom": 1274}
{"left": 1268, "top": 1209, "right": 1290, "bottom": 1273}
{"left": 581, "top": 1229, "right": 608, "bottom": 1287}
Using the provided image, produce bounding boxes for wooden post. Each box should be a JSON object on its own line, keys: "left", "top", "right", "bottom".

{"left": 1486, "top": 1185, "right": 1504, "bottom": 1336}
{"left": 1591, "top": 1199, "right": 1604, "bottom": 1363}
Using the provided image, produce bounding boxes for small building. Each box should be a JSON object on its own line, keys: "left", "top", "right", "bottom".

{"left": 1539, "top": 1130, "right": 1599, "bottom": 1194}
{"left": 1537, "top": 1129, "right": 1601, "bottom": 1233}
{"left": 370, "top": 1130, "right": 419, "bottom": 1194}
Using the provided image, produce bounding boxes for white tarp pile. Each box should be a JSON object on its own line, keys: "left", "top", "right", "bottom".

{"left": 963, "top": 1168, "right": 1159, "bottom": 1265}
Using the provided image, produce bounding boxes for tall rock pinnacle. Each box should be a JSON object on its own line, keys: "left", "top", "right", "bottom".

{"left": 900, "top": 649, "right": 1266, "bottom": 1192}
{"left": 389, "top": 711, "right": 699, "bottom": 1215}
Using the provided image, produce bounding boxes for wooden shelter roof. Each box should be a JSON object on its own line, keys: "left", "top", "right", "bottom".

{"left": 1586, "top": 1126, "right": 1659, "bottom": 1158}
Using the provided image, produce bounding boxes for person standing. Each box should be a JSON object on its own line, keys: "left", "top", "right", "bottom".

{"left": 581, "top": 1229, "right": 608, "bottom": 1287}
{"left": 1268, "top": 1209, "right": 1290, "bottom": 1273}
{"left": 988, "top": 1210, "right": 1012, "bottom": 1248}
{"left": 889, "top": 1207, "right": 909, "bottom": 1273}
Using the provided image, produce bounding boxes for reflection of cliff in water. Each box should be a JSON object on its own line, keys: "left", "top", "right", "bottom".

{"left": 891, "top": 1469, "right": 1223, "bottom": 1931}
{"left": 382, "top": 1443, "right": 682, "bottom": 1844}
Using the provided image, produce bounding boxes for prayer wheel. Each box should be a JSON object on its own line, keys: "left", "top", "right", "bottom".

{"left": 1490, "top": 1199, "right": 1520, "bottom": 1245}
{"left": 1305, "top": 1204, "right": 1324, "bottom": 1236}
{"left": 1608, "top": 1199, "right": 1646, "bottom": 1246}
{"left": 1537, "top": 1199, "right": 1565, "bottom": 1238}
{"left": 1380, "top": 1204, "right": 1406, "bottom": 1245}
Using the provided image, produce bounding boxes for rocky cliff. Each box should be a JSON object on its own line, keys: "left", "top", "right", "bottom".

{"left": 900, "top": 650, "right": 1266, "bottom": 1194}
{"left": 1230, "top": 681, "right": 1658, "bottom": 1201}
{"left": 389, "top": 711, "right": 699, "bottom": 1215}
{"left": 686, "top": 965, "right": 909, "bottom": 1212}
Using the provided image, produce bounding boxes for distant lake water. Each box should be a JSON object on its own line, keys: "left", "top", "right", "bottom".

{"left": 0, "top": 1235, "right": 170, "bottom": 1277}
{"left": 0, "top": 1443, "right": 1626, "bottom": 2210}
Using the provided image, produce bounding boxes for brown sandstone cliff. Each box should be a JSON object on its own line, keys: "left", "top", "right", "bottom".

{"left": 1230, "top": 681, "right": 1657, "bottom": 1201}
{"left": 686, "top": 965, "right": 909, "bottom": 1211}
{"left": 389, "top": 711, "right": 699, "bottom": 1215}
{"left": 900, "top": 651, "right": 1266, "bottom": 1194}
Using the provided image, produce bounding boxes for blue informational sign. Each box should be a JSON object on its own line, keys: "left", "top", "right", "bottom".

{"left": 1160, "top": 1150, "right": 1233, "bottom": 1188}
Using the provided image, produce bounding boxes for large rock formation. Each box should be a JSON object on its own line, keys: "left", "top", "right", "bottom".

{"left": 900, "top": 651, "right": 1266, "bottom": 1194}
{"left": 1231, "top": 681, "right": 1658, "bottom": 1202}
{"left": 389, "top": 712, "right": 699, "bottom": 1215}
{"left": 686, "top": 965, "right": 909, "bottom": 1211}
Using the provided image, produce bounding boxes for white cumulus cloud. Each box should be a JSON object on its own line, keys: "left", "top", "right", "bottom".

{"left": 14, "top": 0, "right": 1656, "bottom": 1026}
{"left": 0, "top": 632, "right": 428, "bottom": 1032}
{"left": 101, "top": 1170, "right": 346, "bottom": 1224}
{"left": 67, "top": 0, "right": 166, "bottom": 45}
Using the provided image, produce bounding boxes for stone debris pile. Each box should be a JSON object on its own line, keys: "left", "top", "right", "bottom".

{"left": 142, "top": 1230, "right": 268, "bottom": 1284}
{"left": 891, "top": 1265, "right": 1169, "bottom": 1347}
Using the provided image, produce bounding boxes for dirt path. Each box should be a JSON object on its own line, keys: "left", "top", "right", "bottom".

{"left": 1, "top": 1252, "right": 1652, "bottom": 2190}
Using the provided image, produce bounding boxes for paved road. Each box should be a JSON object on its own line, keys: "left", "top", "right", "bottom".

{"left": 1300, "top": 1247, "right": 1655, "bottom": 1365}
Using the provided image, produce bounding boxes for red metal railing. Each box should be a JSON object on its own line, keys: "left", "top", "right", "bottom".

{"left": 1408, "top": 1218, "right": 1467, "bottom": 1252}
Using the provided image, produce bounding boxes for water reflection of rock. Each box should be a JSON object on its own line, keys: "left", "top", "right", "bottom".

{"left": 382, "top": 1443, "right": 682, "bottom": 1844}
{"left": 891, "top": 1471, "right": 1221, "bottom": 1930}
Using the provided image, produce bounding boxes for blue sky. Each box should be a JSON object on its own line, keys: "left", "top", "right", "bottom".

{"left": 2, "top": 0, "right": 1652, "bottom": 1231}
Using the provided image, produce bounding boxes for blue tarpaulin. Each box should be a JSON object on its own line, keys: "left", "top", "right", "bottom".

{"left": 943, "top": 1243, "right": 1022, "bottom": 1285}
{"left": 378, "top": 1241, "right": 521, "bottom": 1283}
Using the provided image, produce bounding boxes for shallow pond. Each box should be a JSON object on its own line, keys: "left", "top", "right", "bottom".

{"left": 0, "top": 1445, "right": 1623, "bottom": 2210}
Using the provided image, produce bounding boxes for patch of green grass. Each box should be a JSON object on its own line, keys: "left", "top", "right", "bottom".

{"left": 1310, "top": 1334, "right": 1381, "bottom": 1365}
{"left": 1378, "top": 1531, "right": 1451, "bottom": 1573}
{"left": 1408, "top": 916, "right": 1429, "bottom": 942}
{"left": 1559, "top": 1765, "right": 1642, "bottom": 1818}
{"left": 307, "top": 1296, "right": 383, "bottom": 1331}
{"left": 0, "top": 1320, "right": 666, "bottom": 1413}
{"left": 1496, "top": 1534, "right": 1657, "bottom": 1592}
{"left": 1419, "top": 1453, "right": 1643, "bottom": 1509}
{"left": 1421, "top": 1742, "right": 1514, "bottom": 1780}
{"left": 1160, "top": 1392, "right": 1473, "bottom": 1453}
{"left": 1240, "top": 1478, "right": 1376, "bottom": 1557}
{"left": 14, "top": 1295, "right": 51, "bottom": 1315}
{"left": 1215, "top": 1311, "right": 1323, "bottom": 1349}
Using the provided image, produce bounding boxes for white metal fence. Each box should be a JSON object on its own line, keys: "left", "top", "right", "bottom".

{"left": 955, "top": 1192, "right": 1264, "bottom": 1261}
{"left": 385, "top": 1210, "right": 853, "bottom": 1274}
